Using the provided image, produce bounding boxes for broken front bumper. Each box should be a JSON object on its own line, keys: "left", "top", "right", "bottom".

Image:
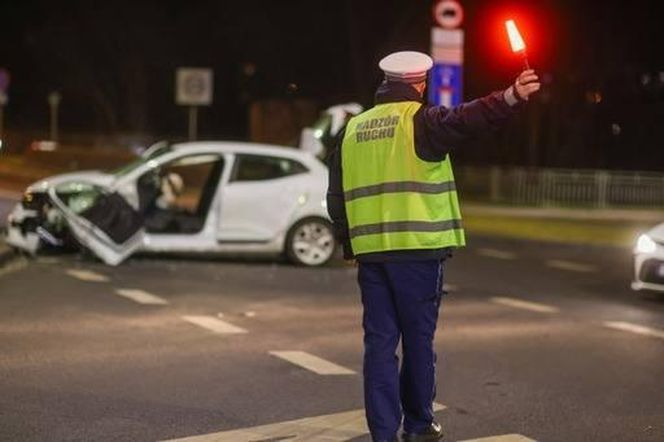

{"left": 5, "top": 203, "right": 40, "bottom": 254}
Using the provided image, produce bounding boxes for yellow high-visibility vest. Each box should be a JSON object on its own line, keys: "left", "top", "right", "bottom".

{"left": 341, "top": 101, "right": 465, "bottom": 255}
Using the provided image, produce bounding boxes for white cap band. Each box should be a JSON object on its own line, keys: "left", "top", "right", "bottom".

{"left": 379, "top": 51, "right": 433, "bottom": 84}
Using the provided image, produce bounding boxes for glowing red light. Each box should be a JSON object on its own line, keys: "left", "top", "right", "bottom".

{"left": 505, "top": 20, "right": 526, "bottom": 53}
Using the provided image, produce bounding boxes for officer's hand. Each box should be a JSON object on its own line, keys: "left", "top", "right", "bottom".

{"left": 514, "top": 69, "right": 541, "bottom": 101}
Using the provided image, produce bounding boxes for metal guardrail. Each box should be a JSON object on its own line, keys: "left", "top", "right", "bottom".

{"left": 456, "top": 166, "right": 664, "bottom": 208}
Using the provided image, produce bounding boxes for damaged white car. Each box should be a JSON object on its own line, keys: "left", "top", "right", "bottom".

{"left": 5, "top": 142, "right": 336, "bottom": 266}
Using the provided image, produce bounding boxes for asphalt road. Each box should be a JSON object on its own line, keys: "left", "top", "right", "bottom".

{"left": 0, "top": 196, "right": 17, "bottom": 228}
{"left": 1, "top": 237, "right": 663, "bottom": 442}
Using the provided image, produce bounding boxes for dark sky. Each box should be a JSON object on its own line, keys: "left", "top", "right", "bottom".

{"left": 1, "top": 0, "right": 663, "bottom": 169}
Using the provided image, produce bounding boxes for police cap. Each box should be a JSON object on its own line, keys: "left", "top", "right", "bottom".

{"left": 379, "top": 51, "right": 433, "bottom": 84}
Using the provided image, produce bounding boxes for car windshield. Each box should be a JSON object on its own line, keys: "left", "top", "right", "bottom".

{"left": 111, "top": 143, "right": 173, "bottom": 177}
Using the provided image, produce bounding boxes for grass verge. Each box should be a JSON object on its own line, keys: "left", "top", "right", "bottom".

{"left": 463, "top": 214, "right": 650, "bottom": 248}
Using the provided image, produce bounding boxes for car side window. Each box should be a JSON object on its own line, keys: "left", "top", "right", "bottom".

{"left": 231, "top": 155, "right": 308, "bottom": 182}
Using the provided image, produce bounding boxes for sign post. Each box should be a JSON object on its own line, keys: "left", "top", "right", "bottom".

{"left": 429, "top": 0, "right": 464, "bottom": 107}
{"left": 175, "top": 68, "right": 214, "bottom": 141}
{"left": 48, "top": 91, "right": 62, "bottom": 142}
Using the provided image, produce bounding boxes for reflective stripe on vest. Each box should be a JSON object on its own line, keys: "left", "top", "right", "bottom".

{"left": 341, "top": 101, "right": 465, "bottom": 255}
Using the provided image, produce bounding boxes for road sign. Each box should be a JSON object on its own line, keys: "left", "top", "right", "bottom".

{"left": 433, "top": 0, "right": 464, "bottom": 29}
{"left": 175, "top": 68, "right": 213, "bottom": 106}
{"left": 430, "top": 6, "right": 464, "bottom": 108}
{"left": 429, "top": 64, "right": 463, "bottom": 108}
{"left": 431, "top": 28, "right": 464, "bottom": 64}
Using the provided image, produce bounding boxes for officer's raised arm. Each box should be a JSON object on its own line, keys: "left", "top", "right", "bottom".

{"left": 415, "top": 69, "right": 541, "bottom": 161}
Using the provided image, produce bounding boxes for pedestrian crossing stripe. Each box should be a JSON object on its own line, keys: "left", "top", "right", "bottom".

{"left": 459, "top": 435, "right": 536, "bottom": 442}
{"left": 160, "top": 404, "right": 446, "bottom": 442}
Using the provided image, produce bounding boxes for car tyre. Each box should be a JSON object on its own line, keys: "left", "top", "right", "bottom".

{"left": 285, "top": 218, "right": 336, "bottom": 267}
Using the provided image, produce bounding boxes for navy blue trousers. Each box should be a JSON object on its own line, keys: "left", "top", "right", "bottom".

{"left": 358, "top": 260, "right": 444, "bottom": 441}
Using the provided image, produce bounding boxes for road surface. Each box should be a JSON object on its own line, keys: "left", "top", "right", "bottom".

{"left": 0, "top": 236, "right": 662, "bottom": 441}
{"left": 0, "top": 195, "right": 18, "bottom": 228}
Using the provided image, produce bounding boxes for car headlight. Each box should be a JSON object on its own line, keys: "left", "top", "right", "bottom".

{"left": 636, "top": 234, "right": 657, "bottom": 254}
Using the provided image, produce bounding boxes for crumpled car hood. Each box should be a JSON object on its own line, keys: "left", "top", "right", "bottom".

{"left": 26, "top": 170, "right": 115, "bottom": 193}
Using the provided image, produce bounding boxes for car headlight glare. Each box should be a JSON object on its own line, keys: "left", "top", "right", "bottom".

{"left": 636, "top": 234, "right": 657, "bottom": 254}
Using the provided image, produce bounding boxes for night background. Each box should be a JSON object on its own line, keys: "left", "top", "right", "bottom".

{"left": 1, "top": 0, "right": 663, "bottom": 169}
{"left": 2, "top": 2, "right": 664, "bottom": 441}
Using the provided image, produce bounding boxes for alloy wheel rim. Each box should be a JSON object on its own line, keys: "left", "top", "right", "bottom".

{"left": 292, "top": 221, "right": 334, "bottom": 266}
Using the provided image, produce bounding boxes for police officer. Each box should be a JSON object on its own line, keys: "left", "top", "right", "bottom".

{"left": 326, "top": 51, "right": 540, "bottom": 442}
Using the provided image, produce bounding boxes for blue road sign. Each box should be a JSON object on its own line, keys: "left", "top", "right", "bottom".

{"left": 428, "top": 63, "right": 463, "bottom": 107}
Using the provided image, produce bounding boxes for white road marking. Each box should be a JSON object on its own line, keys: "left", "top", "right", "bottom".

{"left": 269, "top": 351, "right": 356, "bottom": 375}
{"left": 66, "top": 269, "right": 109, "bottom": 282}
{"left": 459, "top": 435, "right": 537, "bottom": 442}
{"left": 115, "top": 288, "right": 169, "bottom": 305}
{"left": 160, "top": 403, "right": 446, "bottom": 442}
{"left": 546, "top": 259, "right": 596, "bottom": 273}
{"left": 491, "top": 297, "right": 560, "bottom": 314}
{"left": 604, "top": 321, "right": 664, "bottom": 341}
{"left": 181, "top": 315, "right": 248, "bottom": 334}
{"left": 443, "top": 283, "right": 459, "bottom": 293}
{"left": 477, "top": 248, "right": 516, "bottom": 260}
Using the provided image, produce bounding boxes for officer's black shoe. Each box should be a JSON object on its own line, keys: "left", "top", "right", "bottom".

{"left": 401, "top": 422, "right": 444, "bottom": 442}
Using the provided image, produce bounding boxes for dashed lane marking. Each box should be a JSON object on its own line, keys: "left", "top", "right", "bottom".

{"left": 604, "top": 321, "right": 664, "bottom": 341}
{"left": 160, "top": 403, "right": 446, "bottom": 442}
{"left": 546, "top": 260, "right": 596, "bottom": 273}
{"left": 477, "top": 248, "right": 516, "bottom": 260}
{"left": 459, "top": 435, "right": 537, "bottom": 442}
{"left": 181, "top": 315, "right": 248, "bottom": 334}
{"left": 66, "top": 269, "right": 109, "bottom": 282}
{"left": 269, "top": 351, "right": 356, "bottom": 375}
{"left": 491, "top": 296, "right": 560, "bottom": 314}
{"left": 115, "top": 288, "right": 169, "bottom": 305}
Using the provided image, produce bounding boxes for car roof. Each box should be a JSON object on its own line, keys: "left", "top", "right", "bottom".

{"left": 170, "top": 141, "right": 318, "bottom": 162}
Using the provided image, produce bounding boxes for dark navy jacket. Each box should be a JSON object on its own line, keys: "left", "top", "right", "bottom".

{"left": 327, "top": 81, "right": 521, "bottom": 262}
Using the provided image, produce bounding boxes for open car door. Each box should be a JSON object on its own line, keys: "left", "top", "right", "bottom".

{"left": 47, "top": 181, "right": 144, "bottom": 266}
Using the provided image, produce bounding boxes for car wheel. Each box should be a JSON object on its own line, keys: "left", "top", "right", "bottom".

{"left": 285, "top": 218, "right": 336, "bottom": 266}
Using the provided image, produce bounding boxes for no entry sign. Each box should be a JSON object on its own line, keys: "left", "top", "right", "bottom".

{"left": 433, "top": 0, "right": 464, "bottom": 29}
